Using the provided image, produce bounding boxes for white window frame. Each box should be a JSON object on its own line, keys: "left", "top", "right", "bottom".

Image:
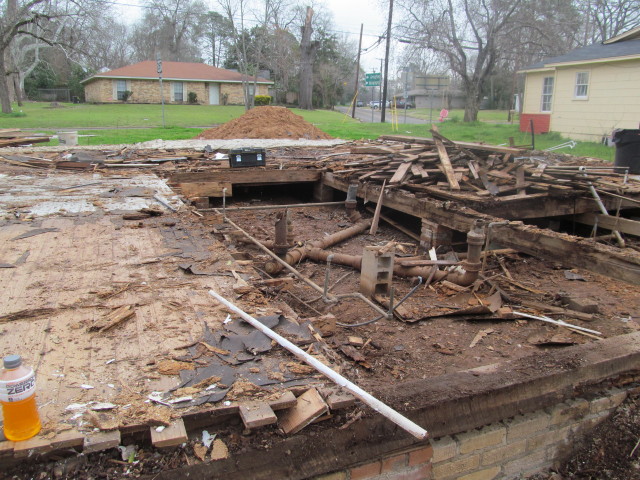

{"left": 113, "top": 79, "right": 130, "bottom": 101}
{"left": 172, "top": 82, "right": 185, "bottom": 102}
{"left": 541, "top": 76, "right": 554, "bottom": 112}
{"left": 574, "top": 72, "right": 589, "bottom": 99}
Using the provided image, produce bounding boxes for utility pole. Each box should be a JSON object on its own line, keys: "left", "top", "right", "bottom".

{"left": 157, "top": 53, "right": 165, "bottom": 128}
{"left": 380, "top": 0, "right": 394, "bottom": 123}
{"left": 351, "top": 24, "right": 364, "bottom": 119}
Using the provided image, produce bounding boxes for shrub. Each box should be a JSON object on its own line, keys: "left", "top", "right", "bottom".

{"left": 221, "top": 93, "right": 229, "bottom": 105}
{"left": 254, "top": 95, "right": 272, "bottom": 106}
{"left": 187, "top": 91, "right": 198, "bottom": 104}
{"left": 121, "top": 90, "right": 133, "bottom": 102}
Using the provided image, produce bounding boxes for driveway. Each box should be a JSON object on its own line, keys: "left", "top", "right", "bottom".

{"left": 335, "top": 106, "right": 428, "bottom": 125}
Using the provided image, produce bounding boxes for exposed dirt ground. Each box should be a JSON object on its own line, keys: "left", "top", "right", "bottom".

{"left": 196, "top": 106, "right": 334, "bottom": 140}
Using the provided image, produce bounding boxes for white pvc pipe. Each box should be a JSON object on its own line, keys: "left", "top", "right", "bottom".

{"left": 208, "top": 289, "right": 428, "bottom": 440}
{"left": 513, "top": 311, "right": 602, "bottom": 336}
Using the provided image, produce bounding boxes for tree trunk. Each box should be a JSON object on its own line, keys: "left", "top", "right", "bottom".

{"left": 0, "top": 51, "right": 12, "bottom": 114}
{"left": 463, "top": 81, "right": 480, "bottom": 122}
{"left": 299, "top": 7, "right": 315, "bottom": 110}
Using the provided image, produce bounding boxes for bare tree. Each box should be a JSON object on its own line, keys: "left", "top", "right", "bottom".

{"left": 397, "top": 0, "right": 523, "bottom": 121}
{"left": 580, "top": 0, "right": 640, "bottom": 43}
{"left": 298, "top": 6, "right": 316, "bottom": 109}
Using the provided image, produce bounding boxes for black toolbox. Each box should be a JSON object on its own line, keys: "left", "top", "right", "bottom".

{"left": 228, "top": 148, "right": 266, "bottom": 168}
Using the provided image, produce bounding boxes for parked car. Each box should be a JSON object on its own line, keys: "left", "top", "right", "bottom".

{"left": 356, "top": 100, "right": 364, "bottom": 107}
{"left": 369, "top": 100, "right": 391, "bottom": 109}
{"left": 393, "top": 100, "right": 415, "bottom": 109}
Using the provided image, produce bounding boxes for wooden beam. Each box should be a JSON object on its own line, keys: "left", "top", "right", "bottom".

{"left": 170, "top": 169, "right": 322, "bottom": 186}
{"left": 379, "top": 134, "right": 525, "bottom": 155}
{"left": 574, "top": 213, "right": 640, "bottom": 237}
{"left": 150, "top": 419, "right": 188, "bottom": 448}
{"left": 179, "top": 182, "right": 233, "bottom": 198}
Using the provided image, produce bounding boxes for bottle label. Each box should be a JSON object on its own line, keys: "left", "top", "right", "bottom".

{"left": 0, "top": 371, "right": 36, "bottom": 402}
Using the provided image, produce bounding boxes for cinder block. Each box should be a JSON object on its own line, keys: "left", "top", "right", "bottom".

{"left": 574, "top": 411, "right": 610, "bottom": 434}
{"left": 381, "top": 453, "right": 408, "bottom": 473}
{"left": 549, "top": 399, "right": 589, "bottom": 426}
{"left": 431, "top": 436, "right": 457, "bottom": 463}
{"left": 408, "top": 445, "right": 434, "bottom": 466}
{"left": 506, "top": 411, "right": 551, "bottom": 441}
{"left": 481, "top": 439, "right": 527, "bottom": 466}
{"left": 432, "top": 454, "right": 480, "bottom": 479}
{"left": 501, "top": 449, "right": 547, "bottom": 478}
{"left": 350, "top": 460, "right": 382, "bottom": 480}
{"left": 458, "top": 467, "right": 501, "bottom": 480}
{"left": 456, "top": 424, "right": 506, "bottom": 455}
{"left": 527, "top": 425, "right": 572, "bottom": 453}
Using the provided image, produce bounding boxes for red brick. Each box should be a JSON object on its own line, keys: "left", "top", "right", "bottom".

{"left": 393, "top": 463, "right": 432, "bottom": 480}
{"left": 350, "top": 460, "right": 382, "bottom": 480}
{"left": 408, "top": 445, "right": 433, "bottom": 466}
{"left": 381, "top": 453, "right": 408, "bottom": 473}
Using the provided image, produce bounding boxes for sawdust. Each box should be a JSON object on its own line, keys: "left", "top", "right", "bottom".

{"left": 157, "top": 359, "right": 194, "bottom": 375}
{"left": 196, "top": 106, "right": 334, "bottom": 140}
{"left": 226, "top": 378, "right": 265, "bottom": 401}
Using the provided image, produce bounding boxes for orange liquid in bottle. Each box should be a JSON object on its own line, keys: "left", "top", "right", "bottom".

{"left": 2, "top": 394, "right": 42, "bottom": 441}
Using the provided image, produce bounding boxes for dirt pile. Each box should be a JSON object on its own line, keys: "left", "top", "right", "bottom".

{"left": 196, "top": 106, "right": 333, "bottom": 140}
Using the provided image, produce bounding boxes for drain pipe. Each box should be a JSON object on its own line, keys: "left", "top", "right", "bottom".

{"left": 345, "top": 184, "right": 362, "bottom": 222}
{"left": 274, "top": 210, "right": 289, "bottom": 256}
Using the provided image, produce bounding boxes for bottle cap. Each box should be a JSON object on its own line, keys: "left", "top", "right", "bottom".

{"left": 3, "top": 355, "right": 22, "bottom": 369}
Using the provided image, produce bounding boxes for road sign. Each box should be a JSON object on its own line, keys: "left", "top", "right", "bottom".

{"left": 365, "top": 72, "right": 381, "bottom": 87}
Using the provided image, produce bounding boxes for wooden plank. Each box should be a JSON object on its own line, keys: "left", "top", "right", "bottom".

{"left": 83, "top": 430, "right": 121, "bottom": 454}
{"left": 13, "top": 437, "right": 53, "bottom": 458}
{"left": 239, "top": 402, "right": 278, "bottom": 429}
{"left": 369, "top": 180, "right": 386, "bottom": 235}
{"left": 150, "top": 419, "right": 188, "bottom": 448}
{"left": 278, "top": 388, "right": 329, "bottom": 435}
{"left": 319, "top": 388, "right": 357, "bottom": 410}
{"left": 515, "top": 166, "right": 526, "bottom": 196}
{"left": 50, "top": 430, "right": 85, "bottom": 450}
{"left": 433, "top": 137, "right": 460, "bottom": 190}
{"left": 170, "top": 169, "right": 322, "bottom": 185}
{"left": 575, "top": 213, "right": 640, "bottom": 237}
{"left": 0, "top": 441, "right": 15, "bottom": 457}
{"left": 269, "top": 390, "right": 297, "bottom": 411}
{"left": 389, "top": 162, "right": 413, "bottom": 184}
{"left": 364, "top": 207, "right": 420, "bottom": 241}
{"left": 179, "top": 181, "right": 233, "bottom": 198}
{"left": 379, "top": 134, "right": 525, "bottom": 155}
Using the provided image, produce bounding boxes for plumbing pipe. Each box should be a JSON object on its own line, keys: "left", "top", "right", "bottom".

{"left": 265, "top": 219, "right": 372, "bottom": 274}
{"left": 346, "top": 184, "right": 362, "bottom": 222}
{"left": 512, "top": 311, "right": 602, "bottom": 336}
{"left": 215, "top": 211, "right": 337, "bottom": 301}
{"left": 587, "top": 182, "right": 625, "bottom": 248}
{"left": 208, "top": 289, "right": 428, "bottom": 440}
{"left": 274, "top": 210, "right": 289, "bottom": 256}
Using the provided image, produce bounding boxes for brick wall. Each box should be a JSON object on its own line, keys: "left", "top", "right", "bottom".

{"left": 312, "top": 388, "right": 628, "bottom": 480}
{"left": 84, "top": 79, "right": 269, "bottom": 105}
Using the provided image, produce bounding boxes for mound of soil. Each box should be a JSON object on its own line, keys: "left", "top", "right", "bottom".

{"left": 196, "top": 106, "right": 333, "bottom": 140}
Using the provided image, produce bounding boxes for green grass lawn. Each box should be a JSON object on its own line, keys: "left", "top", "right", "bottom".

{"left": 0, "top": 102, "right": 614, "bottom": 161}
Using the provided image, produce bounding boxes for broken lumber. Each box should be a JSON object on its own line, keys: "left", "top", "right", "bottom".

{"left": 431, "top": 126, "right": 460, "bottom": 190}
{"left": 369, "top": 180, "right": 386, "bottom": 235}
{"left": 278, "top": 388, "right": 329, "bottom": 435}
{"left": 208, "top": 289, "right": 428, "bottom": 440}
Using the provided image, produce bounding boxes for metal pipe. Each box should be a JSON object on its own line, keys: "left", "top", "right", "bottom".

{"left": 208, "top": 289, "right": 428, "bottom": 440}
{"left": 323, "top": 254, "right": 335, "bottom": 300}
{"left": 512, "top": 311, "right": 602, "bottom": 336}
{"left": 215, "top": 211, "right": 336, "bottom": 301}
{"left": 200, "top": 201, "right": 346, "bottom": 212}
{"left": 587, "top": 182, "right": 625, "bottom": 248}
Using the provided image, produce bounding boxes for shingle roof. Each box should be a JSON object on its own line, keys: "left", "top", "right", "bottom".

{"left": 82, "top": 61, "right": 272, "bottom": 84}
{"left": 519, "top": 38, "right": 640, "bottom": 72}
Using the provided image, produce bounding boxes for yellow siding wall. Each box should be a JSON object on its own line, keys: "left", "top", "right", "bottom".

{"left": 524, "top": 59, "right": 640, "bottom": 141}
{"left": 84, "top": 79, "right": 270, "bottom": 105}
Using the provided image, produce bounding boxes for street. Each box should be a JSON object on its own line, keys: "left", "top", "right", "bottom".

{"left": 335, "top": 105, "right": 428, "bottom": 125}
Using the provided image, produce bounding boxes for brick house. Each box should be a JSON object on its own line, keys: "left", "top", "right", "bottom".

{"left": 518, "top": 26, "right": 640, "bottom": 141}
{"left": 82, "top": 61, "right": 273, "bottom": 105}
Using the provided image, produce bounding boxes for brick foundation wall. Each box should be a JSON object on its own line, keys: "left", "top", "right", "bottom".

{"left": 313, "top": 387, "right": 628, "bottom": 480}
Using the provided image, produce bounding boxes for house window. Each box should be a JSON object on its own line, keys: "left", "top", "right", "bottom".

{"left": 541, "top": 77, "right": 554, "bottom": 112}
{"left": 116, "top": 80, "right": 127, "bottom": 100}
{"left": 173, "top": 82, "right": 184, "bottom": 102}
{"left": 574, "top": 72, "right": 589, "bottom": 99}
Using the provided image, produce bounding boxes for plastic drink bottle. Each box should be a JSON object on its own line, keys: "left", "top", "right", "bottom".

{"left": 0, "top": 354, "right": 42, "bottom": 441}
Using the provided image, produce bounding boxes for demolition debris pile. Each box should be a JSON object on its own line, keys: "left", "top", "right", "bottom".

{"left": 197, "top": 106, "right": 334, "bottom": 140}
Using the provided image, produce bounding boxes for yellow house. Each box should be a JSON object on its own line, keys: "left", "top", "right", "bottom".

{"left": 519, "top": 26, "right": 640, "bottom": 142}
{"left": 82, "top": 61, "right": 272, "bottom": 105}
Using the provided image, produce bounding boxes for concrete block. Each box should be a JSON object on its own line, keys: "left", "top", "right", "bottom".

{"left": 313, "top": 472, "right": 348, "bottom": 480}
{"left": 549, "top": 399, "right": 589, "bottom": 426}
{"left": 481, "top": 439, "right": 527, "bottom": 466}
{"left": 408, "top": 445, "right": 433, "bottom": 466}
{"left": 432, "top": 454, "right": 480, "bottom": 479}
{"left": 431, "top": 436, "right": 457, "bottom": 463}
{"left": 456, "top": 424, "right": 506, "bottom": 455}
{"left": 608, "top": 387, "right": 628, "bottom": 409}
{"left": 350, "top": 460, "right": 382, "bottom": 480}
{"left": 589, "top": 395, "right": 612, "bottom": 415}
{"left": 506, "top": 411, "right": 551, "bottom": 441}
{"left": 458, "top": 467, "right": 501, "bottom": 480}
{"left": 501, "top": 449, "right": 547, "bottom": 478}
{"left": 527, "top": 425, "right": 572, "bottom": 453}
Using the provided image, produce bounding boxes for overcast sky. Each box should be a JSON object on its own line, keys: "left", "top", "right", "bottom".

{"left": 113, "top": 0, "right": 391, "bottom": 71}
